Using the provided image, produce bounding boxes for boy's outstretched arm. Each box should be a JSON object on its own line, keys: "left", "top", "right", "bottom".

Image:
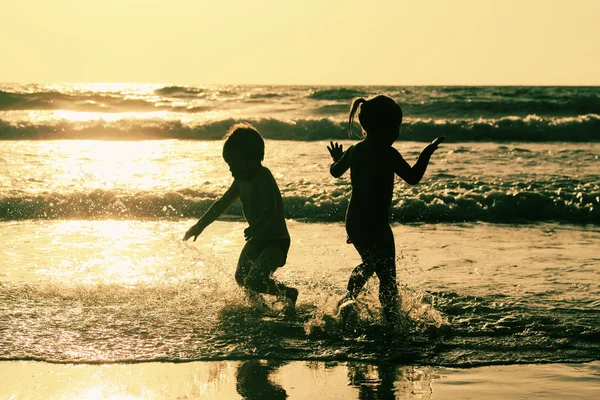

{"left": 393, "top": 137, "right": 445, "bottom": 185}
{"left": 328, "top": 142, "right": 351, "bottom": 178}
{"left": 183, "top": 182, "right": 239, "bottom": 241}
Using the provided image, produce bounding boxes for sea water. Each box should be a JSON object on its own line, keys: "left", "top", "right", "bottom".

{"left": 0, "top": 84, "right": 599, "bottom": 367}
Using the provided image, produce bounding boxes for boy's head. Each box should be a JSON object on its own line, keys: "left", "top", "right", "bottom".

{"left": 222, "top": 123, "right": 265, "bottom": 180}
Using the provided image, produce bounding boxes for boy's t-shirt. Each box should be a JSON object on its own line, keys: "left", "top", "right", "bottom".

{"left": 236, "top": 166, "right": 289, "bottom": 240}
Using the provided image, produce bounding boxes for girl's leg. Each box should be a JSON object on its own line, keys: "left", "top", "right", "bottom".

{"left": 346, "top": 258, "right": 376, "bottom": 298}
{"left": 376, "top": 257, "right": 399, "bottom": 322}
{"left": 373, "top": 226, "right": 399, "bottom": 322}
{"left": 345, "top": 225, "right": 399, "bottom": 321}
{"left": 344, "top": 221, "right": 383, "bottom": 299}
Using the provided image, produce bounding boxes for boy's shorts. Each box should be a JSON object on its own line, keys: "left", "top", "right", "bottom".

{"left": 249, "top": 237, "right": 291, "bottom": 267}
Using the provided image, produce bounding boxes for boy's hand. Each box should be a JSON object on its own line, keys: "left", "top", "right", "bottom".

{"left": 428, "top": 136, "right": 445, "bottom": 152}
{"left": 327, "top": 141, "right": 344, "bottom": 162}
{"left": 244, "top": 226, "right": 254, "bottom": 241}
{"left": 183, "top": 223, "right": 204, "bottom": 242}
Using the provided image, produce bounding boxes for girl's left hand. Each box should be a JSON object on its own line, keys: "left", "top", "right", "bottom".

{"left": 430, "top": 136, "right": 445, "bottom": 150}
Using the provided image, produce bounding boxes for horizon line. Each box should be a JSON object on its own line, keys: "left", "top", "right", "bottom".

{"left": 1, "top": 81, "right": 599, "bottom": 87}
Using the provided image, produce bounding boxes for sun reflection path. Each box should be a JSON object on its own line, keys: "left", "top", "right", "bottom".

{"left": 5, "top": 220, "right": 246, "bottom": 288}
{"left": 45, "top": 82, "right": 164, "bottom": 96}
{"left": 28, "top": 140, "right": 221, "bottom": 192}
{"left": 53, "top": 110, "right": 170, "bottom": 122}
{"left": 27, "top": 220, "right": 196, "bottom": 286}
{"left": 47, "top": 141, "right": 166, "bottom": 191}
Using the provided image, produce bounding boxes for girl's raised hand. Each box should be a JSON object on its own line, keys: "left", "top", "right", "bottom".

{"left": 429, "top": 136, "right": 446, "bottom": 150}
{"left": 327, "top": 141, "right": 344, "bottom": 162}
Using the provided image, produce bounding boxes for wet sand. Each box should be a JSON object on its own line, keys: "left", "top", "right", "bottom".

{"left": 1, "top": 360, "right": 599, "bottom": 399}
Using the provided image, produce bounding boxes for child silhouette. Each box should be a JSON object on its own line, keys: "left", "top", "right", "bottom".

{"left": 184, "top": 123, "right": 298, "bottom": 309}
{"left": 328, "top": 95, "right": 444, "bottom": 323}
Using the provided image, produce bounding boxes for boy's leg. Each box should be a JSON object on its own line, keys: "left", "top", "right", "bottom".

{"left": 246, "top": 247, "right": 298, "bottom": 305}
{"left": 235, "top": 239, "right": 261, "bottom": 288}
{"left": 245, "top": 247, "right": 282, "bottom": 294}
{"left": 245, "top": 247, "right": 284, "bottom": 294}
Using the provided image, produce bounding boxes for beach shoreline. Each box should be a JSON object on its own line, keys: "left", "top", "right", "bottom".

{"left": 1, "top": 360, "right": 598, "bottom": 399}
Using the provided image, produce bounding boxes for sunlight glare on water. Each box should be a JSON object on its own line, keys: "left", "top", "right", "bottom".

{"left": 36, "top": 220, "right": 173, "bottom": 285}
{"left": 25, "top": 140, "right": 221, "bottom": 192}
{"left": 52, "top": 110, "right": 170, "bottom": 122}
{"left": 2, "top": 220, "right": 242, "bottom": 286}
{"left": 48, "top": 82, "right": 163, "bottom": 95}
{"left": 48, "top": 141, "right": 167, "bottom": 191}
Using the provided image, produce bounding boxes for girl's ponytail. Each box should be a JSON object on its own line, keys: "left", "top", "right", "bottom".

{"left": 348, "top": 97, "right": 367, "bottom": 137}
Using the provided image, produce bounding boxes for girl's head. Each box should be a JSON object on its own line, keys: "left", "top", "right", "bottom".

{"left": 349, "top": 95, "right": 403, "bottom": 144}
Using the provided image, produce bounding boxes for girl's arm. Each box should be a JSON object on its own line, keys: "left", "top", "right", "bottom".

{"left": 392, "top": 137, "right": 444, "bottom": 185}
{"left": 183, "top": 182, "right": 240, "bottom": 241}
{"left": 328, "top": 142, "right": 352, "bottom": 178}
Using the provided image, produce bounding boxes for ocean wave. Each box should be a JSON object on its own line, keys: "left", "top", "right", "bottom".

{"left": 400, "top": 114, "right": 600, "bottom": 142}
{"left": 2, "top": 86, "right": 598, "bottom": 120}
{"left": 315, "top": 97, "right": 600, "bottom": 118}
{"left": 308, "top": 88, "right": 366, "bottom": 100}
{"left": 0, "top": 89, "right": 211, "bottom": 113}
{"left": 1, "top": 115, "right": 599, "bottom": 142}
{"left": 401, "top": 96, "right": 600, "bottom": 118}
{"left": 154, "top": 85, "right": 204, "bottom": 97}
{"left": 1, "top": 187, "right": 597, "bottom": 223}
{"left": 0, "top": 118, "right": 347, "bottom": 141}
{"left": 307, "top": 86, "right": 600, "bottom": 117}
{"left": 248, "top": 92, "right": 285, "bottom": 99}
{"left": 0, "top": 90, "right": 161, "bottom": 113}
{"left": 315, "top": 104, "right": 349, "bottom": 115}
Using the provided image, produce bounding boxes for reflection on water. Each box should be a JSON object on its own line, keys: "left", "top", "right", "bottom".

{"left": 348, "top": 363, "right": 397, "bottom": 400}
{"left": 236, "top": 360, "right": 287, "bottom": 400}
{"left": 346, "top": 363, "right": 439, "bottom": 399}
{"left": 2, "top": 360, "right": 599, "bottom": 399}
{"left": 235, "top": 361, "right": 439, "bottom": 400}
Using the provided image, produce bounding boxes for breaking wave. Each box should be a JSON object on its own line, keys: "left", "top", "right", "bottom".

{"left": 1, "top": 186, "right": 598, "bottom": 223}
{"left": 1, "top": 115, "right": 599, "bottom": 142}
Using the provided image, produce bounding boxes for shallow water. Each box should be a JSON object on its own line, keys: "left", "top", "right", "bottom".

{"left": 1, "top": 220, "right": 598, "bottom": 366}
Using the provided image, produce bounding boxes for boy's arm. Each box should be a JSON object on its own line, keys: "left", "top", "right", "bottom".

{"left": 392, "top": 137, "right": 445, "bottom": 185}
{"left": 183, "top": 182, "right": 239, "bottom": 241}
{"left": 328, "top": 142, "right": 351, "bottom": 178}
{"left": 243, "top": 171, "right": 278, "bottom": 240}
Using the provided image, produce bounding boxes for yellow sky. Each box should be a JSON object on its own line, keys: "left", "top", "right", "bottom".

{"left": 1, "top": 0, "right": 598, "bottom": 85}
